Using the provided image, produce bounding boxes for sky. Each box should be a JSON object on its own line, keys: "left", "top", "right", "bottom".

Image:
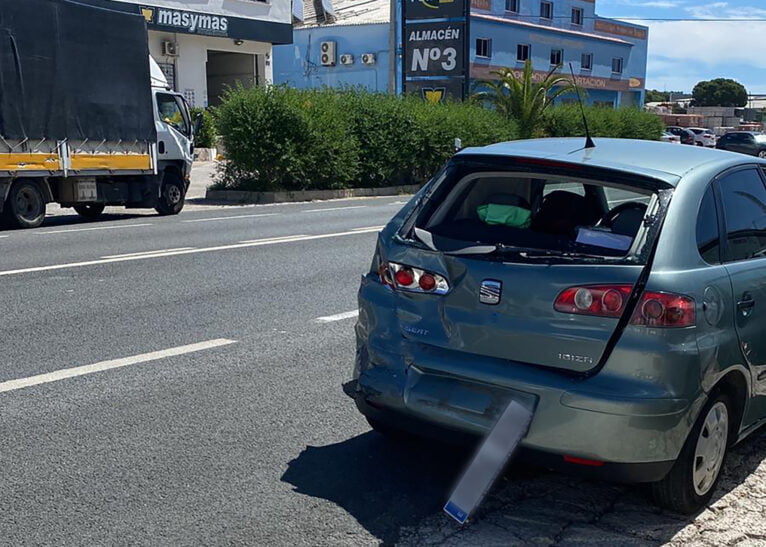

{"left": 596, "top": 0, "right": 766, "bottom": 94}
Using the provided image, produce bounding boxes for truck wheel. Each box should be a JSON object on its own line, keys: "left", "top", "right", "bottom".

{"left": 73, "top": 203, "right": 105, "bottom": 219}
{"left": 3, "top": 180, "right": 46, "bottom": 229}
{"left": 651, "top": 392, "right": 731, "bottom": 514}
{"left": 155, "top": 172, "right": 185, "bottom": 216}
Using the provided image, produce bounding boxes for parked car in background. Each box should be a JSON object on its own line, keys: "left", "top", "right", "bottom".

{"left": 346, "top": 137, "right": 766, "bottom": 515}
{"left": 660, "top": 131, "right": 681, "bottom": 144}
{"left": 666, "top": 126, "right": 696, "bottom": 145}
{"left": 716, "top": 131, "right": 766, "bottom": 158}
{"left": 688, "top": 127, "right": 717, "bottom": 147}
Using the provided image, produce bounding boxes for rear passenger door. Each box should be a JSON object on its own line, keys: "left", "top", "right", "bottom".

{"left": 718, "top": 167, "right": 766, "bottom": 420}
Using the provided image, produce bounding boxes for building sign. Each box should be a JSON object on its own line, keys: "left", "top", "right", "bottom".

{"left": 403, "top": 0, "right": 469, "bottom": 100}
{"left": 594, "top": 20, "right": 648, "bottom": 40}
{"left": 471, "top": 64, "right": 645, "bottom": 92}
{"left": 471, "top": 0, "right": 491, "bottom": 10}
{"left": 141, "top": 5, "right": 229, "bottom": 36}
{"left": 405, "top": 22, "right": 465, "bottom": 77}
{"left": 75, "top": 0, "right": 293, "bottom": 44}
{"left": 405, "top": 79, "right": 465, "bottom": 103}
{"left": 405, "top": 0, "right": 465, "bottom": 20}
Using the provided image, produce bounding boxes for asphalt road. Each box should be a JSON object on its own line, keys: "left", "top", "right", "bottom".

{"left": 2, "top": 191, "right": 766, "bottom": 546}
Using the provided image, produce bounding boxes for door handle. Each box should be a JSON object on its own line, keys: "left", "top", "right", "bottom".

{"left": 738, "top": 295, "right": 755, "bottom": 315}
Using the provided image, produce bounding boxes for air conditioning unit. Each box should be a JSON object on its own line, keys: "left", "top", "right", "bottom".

{"left": 340, "top": 54, "right": 354, "bottom": 65}
{"left": 320, "top": 41, "right": 336, "bottom": 66}
{"left": 162, "top": 40, "right": 179, "bottom": 57}
{"left": 361, "top": 53, "right": 376, "bottom": 65}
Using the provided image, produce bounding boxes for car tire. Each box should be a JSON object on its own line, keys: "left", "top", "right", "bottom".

{"left": 758, "top": 150, "right": 766, "bottom": 159}
{"left": 73, "top": 203, "right": 105, "bottom": 219}
{"left": 651, "top": 392, "right": 731, "bottom": 514}
{"left": 155, "top": 172, "right": 186, "bottom": 216}
{"left": 3, "top": 180, "right": 46, "bottom": 229}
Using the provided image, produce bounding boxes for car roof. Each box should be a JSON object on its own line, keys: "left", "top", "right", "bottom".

{"left": 456, "top": 137, "right": 758, "bottom": 184}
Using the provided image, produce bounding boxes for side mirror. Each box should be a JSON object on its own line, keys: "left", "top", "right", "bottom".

{"left": 193, "top": 112, "right": 203, "bottom": 138}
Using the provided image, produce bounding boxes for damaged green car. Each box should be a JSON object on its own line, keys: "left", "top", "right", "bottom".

{"left": 344, "top": 137, "right": 766, "bottom": 514}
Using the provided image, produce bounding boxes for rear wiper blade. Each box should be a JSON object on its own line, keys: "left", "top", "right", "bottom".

{"left": 494, "top": 244, "right": 608, "bottom": 260}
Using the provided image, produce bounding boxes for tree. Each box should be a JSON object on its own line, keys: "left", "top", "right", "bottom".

{"left": 645, "top": 89, "right": 669, "bottom": 103}
{"left": 692, "top": 78, "right": 748, "bottom": 107}
{"left": 471, "top": 60, "right": 578, "bottom": 139}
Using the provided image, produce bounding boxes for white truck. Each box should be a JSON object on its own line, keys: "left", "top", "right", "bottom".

{"left": 0, "top": 0, "right": 197, "bottom": 229}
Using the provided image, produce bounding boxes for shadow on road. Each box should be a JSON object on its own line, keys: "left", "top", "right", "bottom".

{"left": 281, "top": 432, "right": 471, "bottom": 544}
{"left": 0, "top": 212, "right": 150, "bottom": 232}
{"left": 283, "top": 427, "right": 766, "bottom": 545}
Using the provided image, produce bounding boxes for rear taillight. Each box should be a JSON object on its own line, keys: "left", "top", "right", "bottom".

{"left": 379, "top": 262, "right": 450, "bottom": 294}
{"left": 631, "top": 291, "right": 695, "bottom": 328}
{"left": 554, "top": 285, "right": 632, "bottom": 318}
{"left": 555, "top": 285, "right": 695, "bottom": 328}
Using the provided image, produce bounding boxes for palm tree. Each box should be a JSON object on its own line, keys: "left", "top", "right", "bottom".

{"left": 472, "top": 60, "right": 579, "bottom": 139}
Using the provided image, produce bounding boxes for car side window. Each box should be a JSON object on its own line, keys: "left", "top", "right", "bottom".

{"left": 719, "top": 168, "right": 766, "bottom": 262}
{"left": 696, "top": 185, "right": 721, "bottom": 264}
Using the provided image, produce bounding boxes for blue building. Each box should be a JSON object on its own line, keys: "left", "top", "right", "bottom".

{"left": 273, "top": 0, "right": 392, "bottom": 92}
{"left": 467, "top": 0, "right": 647, "bottom": 106}
{"left": 274, "top": 0, "right": 648, "bottom": 106}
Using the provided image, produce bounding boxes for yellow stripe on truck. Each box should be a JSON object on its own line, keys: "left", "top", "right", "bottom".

{"left": 0, "top": 154, "right": 61, "bottom": 171}
{"left": 70, "top": 154, "right": 152, "bottom": 171}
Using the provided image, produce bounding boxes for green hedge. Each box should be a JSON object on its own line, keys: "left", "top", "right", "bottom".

{"left": 190, "top": 107, "right": 217, "bottom": 149}
{"left": 542, "top": 104, "right": 664, "bottom": 140}
{"left": 214, "top": 86, "right": 517, "bottom": 192}
{"left": 214, "top": 88, "right": 664, "bottom": 192}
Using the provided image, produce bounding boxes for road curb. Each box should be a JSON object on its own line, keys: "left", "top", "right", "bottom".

{"left": 205, "top": 184, "right": 421, "bottom": 204}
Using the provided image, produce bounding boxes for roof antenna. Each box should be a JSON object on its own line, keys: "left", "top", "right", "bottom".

{"left": 568, "top": 62, "right": 595, "bottom": 149}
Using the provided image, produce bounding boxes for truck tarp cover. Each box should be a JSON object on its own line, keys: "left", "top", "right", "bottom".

{"left": 0, "top": 0, "right": 156, "bottom": 142}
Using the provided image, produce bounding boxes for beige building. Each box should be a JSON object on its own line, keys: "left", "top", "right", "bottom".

{"left": 81, "top": 0, "right": 293, "bottom": 106}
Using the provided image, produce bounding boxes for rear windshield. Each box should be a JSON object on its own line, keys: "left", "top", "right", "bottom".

{"left": 408, "top": 169, "right": 662, "bottom": 263}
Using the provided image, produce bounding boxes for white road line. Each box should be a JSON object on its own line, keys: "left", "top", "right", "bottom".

{"left": 182, "top": 213, "right": 277, "bottom": 223}
{"left": 35, "top": 223, "right": 153, "bottom": 235}
{"left": 302, "top": 206, "right": 368, "bottom": 213}
{"left": 101, "top": 247, "right": 195, "bottom": 259}
{"left": 0, "top": 226, "right": 382, "bottom": 277}
{"left": 352, "top": 225, "right": 384, "bottom": 231}
{"left": 238, "top": 234, "right": 308, "bottom": 244}
{"left": 0, "top": 235, "right": 8, "bottom": 239}
{"left": 314, "top": 310, "right": 359, "bottom": 323}
{"left": 0, "top": 339, "right": 237, "bottom": 394}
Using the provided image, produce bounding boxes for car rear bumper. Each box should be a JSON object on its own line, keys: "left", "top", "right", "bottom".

{"left": 347, "top": 334, "right": 701, "bottom": 482}
{"left": 344, "top": 379, "right": 675, "bottom": 483}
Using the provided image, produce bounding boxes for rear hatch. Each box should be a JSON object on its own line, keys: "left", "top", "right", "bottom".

{"left": 387, "top": 155, "right": 673, "bottom": 374}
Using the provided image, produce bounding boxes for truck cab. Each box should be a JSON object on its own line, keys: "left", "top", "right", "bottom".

{"left": 0, "top": 0, "right": 198, "bottom": 229}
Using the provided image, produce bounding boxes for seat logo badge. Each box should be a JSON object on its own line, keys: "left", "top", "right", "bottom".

{"left": 480, "top": 280, "right": 502, "bottom": 305}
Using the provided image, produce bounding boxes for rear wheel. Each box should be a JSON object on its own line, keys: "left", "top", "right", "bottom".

{"left": 155, "top": 172, "right": 185, "bottom": 216}
{"left": 3, "top": 180, "right": 46, "bottom": 229}
{"left": 758, "top": 150, "right": 766, "bottom": 159}
{"left": 652, "top": 392, "right": 731, "bottom": 514}
{"left": 73, "top": 203, "right": 105, "bottom": 219}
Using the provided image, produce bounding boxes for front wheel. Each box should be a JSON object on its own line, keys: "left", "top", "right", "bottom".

{"left": 3, "top": 180, "right": 46, "bottom": 229}
{"left": 73, "top": 203, "right": 105, "bottom": 219}
{"left": 651, "top": 392, "right": 731, "bottom": 514}
{"left": 155, "top": 172, "right": 186, "bottom": 216}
